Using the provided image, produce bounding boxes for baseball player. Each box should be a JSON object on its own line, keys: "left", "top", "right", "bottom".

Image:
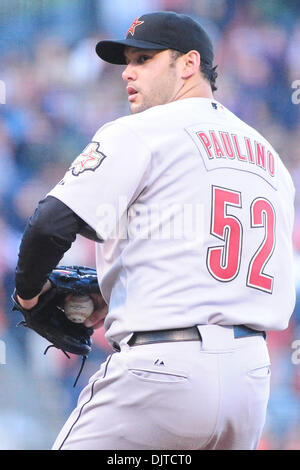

{"left": 14, "top": 12, "right": 295, "bottom": 450}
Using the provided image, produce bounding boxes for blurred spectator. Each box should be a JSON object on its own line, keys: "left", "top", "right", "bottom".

{"left": 97, "top": 0, "right": 161, "bottom": 37}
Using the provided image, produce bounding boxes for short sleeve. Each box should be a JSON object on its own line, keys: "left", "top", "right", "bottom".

{"left": 48, "top": 121, "right": 151, "bottom": 240}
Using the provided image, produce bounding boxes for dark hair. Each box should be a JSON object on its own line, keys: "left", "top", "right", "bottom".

{"left": 170, "top": 50, "right": 218, "bottom": 92}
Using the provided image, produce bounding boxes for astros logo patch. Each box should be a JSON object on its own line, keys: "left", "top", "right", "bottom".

{"left": 69, "top": 142, "right": 107, "bottom": 176}
{"left": 126, "top": 18, "right": 144, "bottom": 36}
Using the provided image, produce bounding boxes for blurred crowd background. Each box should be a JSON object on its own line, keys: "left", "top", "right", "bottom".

{"left": 0, "top": 0, "right": 300, "bottom": 450}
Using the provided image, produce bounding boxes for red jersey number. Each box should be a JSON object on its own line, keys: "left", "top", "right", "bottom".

{"left": 207, "top": 187, "right": 242, "bottom": 282}
{"left": 247, "top": 198, "right": 276, "bottom": 293}
{"left": 207, "top": 186, "right": 275, "bottom": 293}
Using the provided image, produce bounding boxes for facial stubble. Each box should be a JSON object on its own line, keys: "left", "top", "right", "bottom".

{"left": 130, "top": 57, "right": 181, "bottom": 114}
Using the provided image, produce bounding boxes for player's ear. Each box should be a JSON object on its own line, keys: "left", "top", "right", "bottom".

{"left": 181, "top": 50, "right": 201, "bottom": 79}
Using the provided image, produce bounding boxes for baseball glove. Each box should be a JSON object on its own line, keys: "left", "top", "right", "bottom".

{"left": 11, "top": 266, "right": 100, "bottom": 367}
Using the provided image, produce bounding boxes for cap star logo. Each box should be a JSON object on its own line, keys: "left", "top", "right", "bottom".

{"left": 69, "top": 142, "right": 107, "bottom": 176}
{"left": 126, "top": 18, "right": 144, "bottom": 36}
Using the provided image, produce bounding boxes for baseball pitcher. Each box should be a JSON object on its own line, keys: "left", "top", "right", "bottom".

{"left": 13, "top": 12, "right": 295, "bottom": 450}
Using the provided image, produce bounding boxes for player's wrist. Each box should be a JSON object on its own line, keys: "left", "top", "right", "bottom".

{"left": 16, "top": 294, "right": 39, "bottom": 310}
{"left": 17, "top": 280, "right": 52, "bottom": 310}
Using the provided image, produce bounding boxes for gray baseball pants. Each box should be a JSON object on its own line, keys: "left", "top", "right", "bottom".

{"left": 52, "top": 325, "right": 270, "bottom": 450}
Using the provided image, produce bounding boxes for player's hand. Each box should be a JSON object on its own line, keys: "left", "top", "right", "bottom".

{"left": 16, "top": 280, "right": 53, "bottom": 310}
{"left": 84, "top": 293, "right": 108, "bottom": 329}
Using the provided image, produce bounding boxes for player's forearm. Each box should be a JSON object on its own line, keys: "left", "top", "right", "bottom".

{"left": 15, "top": 221, "right": 73, "bottom": 300}
{"left": 15, "top": 196, "right": 81, "bottom": 299}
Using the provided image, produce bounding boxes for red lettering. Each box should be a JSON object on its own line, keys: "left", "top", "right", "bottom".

{"left": 210, "top": 131, "right": 225, "bottom": 158}
{"left": 220, "top": 132, "right": 235, "bottom": 159}
{"left": 245, "top": 137, "right": 255, "bottom": 163}
{"left": 232, "top": 135, "right": 247, "bottom": 161}
{"left": 256, "top": 142, "right": 266, "bottom": 170}
{"left": 267, "top": 151, "right": 275, "bottom": 176}
{"left": 197, "top": 132, "right": 213, "bottom": 159}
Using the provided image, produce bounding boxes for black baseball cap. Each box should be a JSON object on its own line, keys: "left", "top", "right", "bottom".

{"left": 96, "top": 11, "right": 214, "bottom": 66}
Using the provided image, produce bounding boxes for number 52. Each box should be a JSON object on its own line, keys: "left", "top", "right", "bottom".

{"left": 207, "top": 186, "right": 276, "bottom": 293}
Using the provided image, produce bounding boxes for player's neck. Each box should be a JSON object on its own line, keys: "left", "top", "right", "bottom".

{"left": 173, "top": 78, "right": 214, "bottom": 102}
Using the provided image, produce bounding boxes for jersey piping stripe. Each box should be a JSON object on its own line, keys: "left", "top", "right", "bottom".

{"left": 58, "top": 354, "right": 113, "bottom": 450}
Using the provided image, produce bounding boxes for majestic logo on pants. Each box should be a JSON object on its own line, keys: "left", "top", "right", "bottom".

{"left": 70, "top": 142, "right": 107, "bottom": 176}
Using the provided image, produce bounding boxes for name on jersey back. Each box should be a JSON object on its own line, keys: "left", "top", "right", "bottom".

{"left": 186, "top": 126, "right": 277, "bottom": 189}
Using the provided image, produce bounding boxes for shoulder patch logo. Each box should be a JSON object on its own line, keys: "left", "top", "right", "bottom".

{"left": 69, "top": 142, "right": 107, "bottom": 176}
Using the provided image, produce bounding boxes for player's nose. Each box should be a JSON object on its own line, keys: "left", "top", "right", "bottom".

{"left": 122, "top": 64, "right": 137, "bottom": 82}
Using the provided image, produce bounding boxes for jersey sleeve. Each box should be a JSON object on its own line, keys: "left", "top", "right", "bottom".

{"left": 48, "top": 121, "right": 151, "bottom": 241}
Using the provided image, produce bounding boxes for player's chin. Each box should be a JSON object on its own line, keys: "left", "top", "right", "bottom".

{"left": 129, "top": 103, "right": 143, "bottom": 114}
{"left": 129, "top": 97, "right": 148, "bottom": 114}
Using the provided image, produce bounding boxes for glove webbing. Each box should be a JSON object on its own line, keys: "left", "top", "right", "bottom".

{"left": 43, "top": 344, "right": 87, "bottom": 387}
{"left": 18, "top": 320, "right": 87, "bottom": 387}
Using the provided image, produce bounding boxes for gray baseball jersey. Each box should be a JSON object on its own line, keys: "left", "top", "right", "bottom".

{"left": 50, "top": 96, "right": 295, "bottom": 450}
{"left": 49, "top": 97, "right": 296, "bottom": 348}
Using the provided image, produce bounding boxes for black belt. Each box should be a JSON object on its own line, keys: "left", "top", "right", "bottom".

{"left": 128, "top": 325, "right": 266, "bottom": 347}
